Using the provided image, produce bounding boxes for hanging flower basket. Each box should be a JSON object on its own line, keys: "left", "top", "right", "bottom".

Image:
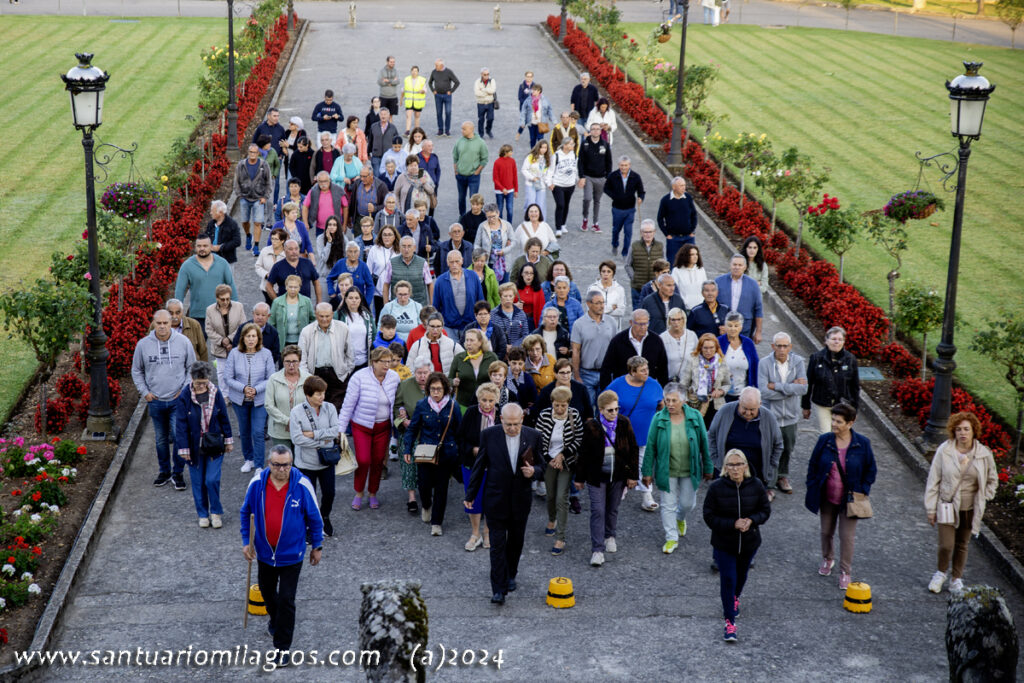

{"left": 100, "top": 182, "right": 158, "bottom": 222}
{"left": 883, "top": 190, "right": 944, "bottom": 223}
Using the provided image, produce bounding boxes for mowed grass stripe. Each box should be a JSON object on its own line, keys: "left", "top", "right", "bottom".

{"left": 620, "top": 22, "right": 1024, "bottom": 420}
{"left": 0, "top": 16, "right": 224, "bottom": 422}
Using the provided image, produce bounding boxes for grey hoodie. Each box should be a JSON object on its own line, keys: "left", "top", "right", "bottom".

{"left": 757, "top": 352, "right": 808, "bottom": 427}
{"left": 131, "top": 331, "right": 195, "bottom": 401}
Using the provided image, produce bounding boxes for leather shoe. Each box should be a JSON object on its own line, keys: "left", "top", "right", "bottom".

{"left": 490, "top": 592, "right": 505, "bottom": 605}
{"left": 777, "top": 477, "right": 793, "bottom": 494}
{"left": 507, "top": 579, "right": 517, "bottom": 592}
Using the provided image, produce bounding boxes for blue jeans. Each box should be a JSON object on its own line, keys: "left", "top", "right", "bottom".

{"left": 188, "top": 454, "right": 224, "bottom": 518}
{"left": 664, "top": 234, "right": 695, "bottom": 268}
{"left": 579, "top": 368, "right": 601, "bottom": 408}
{"left": 611, "top": 207, "right": 635, "bottom": 255}
{"left": 477, "top": 102, "right": 494, "bottom": 135}
{"left": 714, "top": 547, "right": 757, "bottom": 621}
{"left": 434, "top": 93, "right": 452, "bottom": 134}
{"left": 455, "top": 173, "right": 481, "bottom": 216}
{"left": 232, "top": 402, "right": 268, "bottom": 466}
{"left": 148, "top": 400, "right": 183, "bottom": 475}
{"left": 527, "top": 124, "right": 542, "bottom": 147}
{"left": 631, "top": 287, "right": 643, "bottom": 311}
{"left": 495, "top": 192, "right": 515, "bottom": 222}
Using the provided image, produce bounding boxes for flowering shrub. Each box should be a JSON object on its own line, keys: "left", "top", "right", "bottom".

{"left": 879, "top": 342, "right": 922, "bottom": 379}
{"left": 99, "top": 182, "right": 157, "bottom": 222}
{"left": 75, "top": 376, "right": 122, "bottom": 423}
{"left": 20, "top": 478, "right": 67, "bottom": 513}
{"left": 33, "top": 398, "right": 73, "bottom": 435}
{"left": 54, "top": 439, "right": 87, "bottom": 466}
{"left": 55, "top": 373, "right": 87, "bottom": 401}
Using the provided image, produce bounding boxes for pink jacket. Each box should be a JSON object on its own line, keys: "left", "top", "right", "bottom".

{"left": 337, "top": 366, "right": 401, "bottom": 431}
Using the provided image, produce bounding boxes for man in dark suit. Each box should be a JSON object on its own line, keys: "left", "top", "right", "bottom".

{"left": 465, "top": 404, "right": 545, "bottom": 605}
{"left": 599, "top": 309, "right": 668, "bottom": 389}
{"left": 231, "top": 302, "right": 281, "bottom": 367}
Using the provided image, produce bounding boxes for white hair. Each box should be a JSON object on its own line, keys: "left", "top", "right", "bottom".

{"left": 253, "top": 302, "right": 270, "bottom": 313}
{"left": 210, "top": 199, "right": 227, "bottom": 214}
{"left": 165, "top": 298, "right": 183, "bottom": 310}
{"left": 773, "top": 331, "right": 792, "bottom": 345}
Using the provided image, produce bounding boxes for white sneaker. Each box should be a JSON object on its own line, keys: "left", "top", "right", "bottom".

{"left": 590, "top": 551, "right": 605, "bottom": 567}
{"left": 240, "top": 460, "right": 254, "bottom": 473}
{"left": 421, "top": 507, "right": 431, "bottom": 523}
{"left": 430, "top": 525, "right": 443, "bottom": 536}
{"left": 535, "top": 482, "right": 547, "bottom": 498}
{"left": 198, "top": 517, "right": 210, "bottom": 528}
{"left": 604, "top": 537, "right": 617, "bottom": 553}
{"left": 210, "top": 514, "right": 223, "bottom": 529}
{"left": 950, "top": 578, "right": 964, "bottom": 593}
{"left": 641, "top": 491, "right": 659, "bottom": 511}
{"left": 928, "top": 570, "right": 946, "bottom": 594}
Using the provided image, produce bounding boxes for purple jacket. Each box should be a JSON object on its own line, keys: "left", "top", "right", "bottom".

{"left": 337, "top": 366, "right": 401, "bottom": 432}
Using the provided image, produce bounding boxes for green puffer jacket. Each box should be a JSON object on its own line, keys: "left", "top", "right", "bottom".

{"left": 643, "top": 406, "right": 712, "bottom": 492}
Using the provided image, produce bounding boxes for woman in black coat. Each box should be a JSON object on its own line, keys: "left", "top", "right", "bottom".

{"left": 703, "top": 449, "right": 771, "bottom": 643}
{"left": 174, "top": 361, "right": 233, "bottom": 529}
{"left": 575, "top": 390, "right": 639, "bottom": 568}
{"left": 456, "top": 382, "right": 500, "bottom": 551}
{"left": 288, "top": 137, "right": 315, "bottom": 194}
{"left": 801, "top": 326, "right": 859, "bottom": 434}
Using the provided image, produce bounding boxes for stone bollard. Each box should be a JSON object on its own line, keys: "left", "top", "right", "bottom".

{"left": 359, "top": 580, "right": 428, "bottom": 683}
{"left": 493, "top": 4, "right": 502, "bottom": 30}
{"left": 349, "top": 1, "right": 357, "bottom": 28}
{"left": 945, "top": 585, "right": 1018, "bottom": 682}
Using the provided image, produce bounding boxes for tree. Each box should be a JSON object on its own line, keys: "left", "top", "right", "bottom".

{"left": 790, "top": 165, "right": 831, "bottom": 254}
{"left": 894, "top": 282, "right": 944, "bottom": 380}
{"left": 0, "top": 279, "right": 93, "bottom": 436}
{"left": 806, "top": 194, "right": 864, "bottom": 283}
{"left": 837, "top": 0, "right": 859, "bottom": 29}
{"left": 650, "top": 61, "right": 722, "bottom": 147}
{"left": 971, "top": 312, "right": 1024, "bottom": 462}
{"left": 865, "top": 212, "right": 909, "bottom": 341}
{"left": 719, "top": 133, "right": 773, "bottom": 208}
{"left": 996, "top": 0, "right": 1024, "bottom": 47}
{"left": 754, "top": 146, "right": 813, "bottom": 233}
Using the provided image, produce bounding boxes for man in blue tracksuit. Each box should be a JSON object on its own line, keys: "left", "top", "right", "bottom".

{"left": 241, "top": 445, "right": 323, "bottom": 666}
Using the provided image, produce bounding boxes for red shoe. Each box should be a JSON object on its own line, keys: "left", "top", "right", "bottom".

{"left": 591, "top": 224, "right": 602, "bottom": 233}
{"left": 580, "top": 219, "right": 588, "bottom": 232}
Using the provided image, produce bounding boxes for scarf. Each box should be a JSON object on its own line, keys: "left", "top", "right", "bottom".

{"left": 428, "top": 395, "right": 450, "bottom": 413}
{"left": 479, "top": 408, "right": 495, "bottom": 430}
{"left": 465, "top": 349, "right": 483, "bottom": 361}
{"left": 191, "top": 384, "right": 218, "bottom": 434}
{"left": 490, "top": 226, "right": 506, "bottom": 280}
{"left": 697, "top": 354, "right": 720, "bottom": 397}
{"left": 531, "top": 93, "right": 540, "bottom": 113}
{"left": 599, "top": 413, "right": 617, "bottom": 446}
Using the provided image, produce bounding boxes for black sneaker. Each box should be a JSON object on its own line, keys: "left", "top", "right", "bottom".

{"left": 277, "top": 651, "right": 290, "bottom": 667}
{"left": 172, "top": 474, "right": 187, "bottom": 491}
{"left": 323, "top": 519, "right": 334, "bottom": 537}
{"left": 569, "top": 497, "right": 582, "bottom": 515}
{"left": 153, "top": 472, "right": 172, "bottom": 487}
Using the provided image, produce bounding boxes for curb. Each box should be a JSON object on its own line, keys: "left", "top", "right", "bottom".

{"left": 0, "top": 399, "right": 149, "bottom": 681}
{"left": 226, "top": 18, "right": 310, "bottom": 216}
{"left": 538, "top": 21, "right": 1024, "bottom": 595}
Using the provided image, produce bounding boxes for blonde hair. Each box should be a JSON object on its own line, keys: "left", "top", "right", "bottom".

{"left": 721, "top": 449, "right": 752, "bottom": 479}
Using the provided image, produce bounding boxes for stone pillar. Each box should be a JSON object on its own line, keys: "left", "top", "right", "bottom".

{"left": 359, "top": 580, "right": 428, "bottom": 683}
{"left": 946, "top": 585, "right": 1018, "bottom": 682}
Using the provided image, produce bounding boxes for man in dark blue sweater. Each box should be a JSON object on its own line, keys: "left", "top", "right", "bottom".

{"left": 311, "top": 89, "right": 344, "bottom": 140}
{"left": 657, "top": 176, "right": 699, "bottom": 266}
{"left": 603, "top": 156, "right": 645, "bottom": 258}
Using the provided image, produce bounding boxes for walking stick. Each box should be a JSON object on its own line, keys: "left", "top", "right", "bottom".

{"left": 244, "top": 513, "right": 255, "bottom": 628}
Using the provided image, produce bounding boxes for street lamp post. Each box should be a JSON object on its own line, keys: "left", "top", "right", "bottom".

{"left": 665, "top": 2, "right": 690, "bottom": 168}
{"left": 61, "top": 53, "right": 115, "bottom": 440}
{"left": 226, "top": 0, "right": 238, "bottom": 154}
{"left": 287, "top": 0, "right": 294, "bottom": 30}
{"left": 559, "top": 0, "right": 567, "bottom": 39}
{"left": 922, "top": 62, "right": 995, "bottom": 446}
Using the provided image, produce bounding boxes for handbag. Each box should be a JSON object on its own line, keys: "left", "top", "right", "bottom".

{"left": 414, "top": 395, "right": 456, "bottom": 466}
{"left": 335, "top": 435, "right": 357, "bottom": 476}
{"left": 537, "top": 122, "right": 550, "bottom": 134}
{"left": 303, "top": 405, "right": 341, "bottom": 466}
{"left": 200, "top": 430, "right": 225, "bottom": 456}
{"left": 937, "top": 455, "right": 969, "bottom": 525}
{"left": 832, "top": 450, "right": 873, "bottom": 519}
{"left": 493, "top": 92, "right": 500, "bottom": 111}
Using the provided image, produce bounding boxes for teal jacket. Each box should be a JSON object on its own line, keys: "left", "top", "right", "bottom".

{"left": 643, "top": 406, "right": 712, "bottom": 492}
{"left": 269, "top": 293, "right": 315, "bottom": 344}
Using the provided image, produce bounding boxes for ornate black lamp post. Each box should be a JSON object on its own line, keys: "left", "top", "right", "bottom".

{"left": 665, "top": 2, "right": 690, "bottom": 168}
{"left": 288, "top": 0, "right": 294, "bottom": 30}
{"left": 559, "top": 0, "right": 568, "bottom": 39}
{"left": 922, "top": 62, "right": 995, "bottom": 445}
{"left": 226, "top": 0, "right": 239, "bottom": 154}
{"left": 62, "top": 53, "right": 115, "bottom": 440}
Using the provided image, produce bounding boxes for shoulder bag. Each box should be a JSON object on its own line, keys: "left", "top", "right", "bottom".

{"left": 335, "top": 434, "right": 357, "bottom": 476}
{"left": 936, "top": 453, "right": 969, "bottom": 525}
{"left": 493, "top": 92, "right": 500, "bottom": 111}
{"left": 832, "top": 448, "right": 873, "bottom": 519}
{"left": 537, "top": 121, "right": 550, "bottom": 134}
{"left": 414, "top": 395, "right": 456, "bottom": 466}
{"left": 303, "top": 404, "right": 340, "bottom": 466}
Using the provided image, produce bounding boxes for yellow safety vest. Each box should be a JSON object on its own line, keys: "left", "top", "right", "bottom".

{"left": 403, "top": 76, "right": 426, "bottom": 109}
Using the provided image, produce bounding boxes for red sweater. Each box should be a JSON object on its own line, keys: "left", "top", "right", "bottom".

{"left": 517, "top": 287, "right": 547, "bottom": 328}
{"left": 493, "top": 156, "right": 519, "bottom": 193}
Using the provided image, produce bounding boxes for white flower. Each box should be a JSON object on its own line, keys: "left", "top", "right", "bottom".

{"left": 0, "top": 597, "right": 6, "bottom": 609}
{"left": 49, "top": 505, "right": 59, "bottom": 513}
{"left": 27, "top": 583, "right": 41, "bottom": 595}
{"left": 20, "top": 572, "right": 32, "bottom": 581}
{"left": 11, "top": 509, "right": 22, "bottom": 518}
{"left": 1, "top": 565, "right": 14, "bottom": 576}
{"left": 61, "top": 469, "right": 70, "bottom": 477}
{"left": 30, "top": 514, "right": 41, "bottom": 523}
{"left": 71, "top": 468, "right": 78, "bottom": 476}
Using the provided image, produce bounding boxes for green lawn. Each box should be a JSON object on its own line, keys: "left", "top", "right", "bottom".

{"left": 0, "top": 17, "right": 226, "bottom": 423}
{"left": 621, "top": 22, "right": 1024, "bottom": 423}
{"left": 855, "top": 0, "right": 991, "bottom": 17}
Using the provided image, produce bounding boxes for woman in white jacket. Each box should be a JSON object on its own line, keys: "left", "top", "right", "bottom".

{"left": 923, "top": 411, "right": 998, "bottom": 594}
{"left": 584, "top": 98, "right": 618, "bottom": 146}
{"left": 547, "top": 137, "right": 580, "bottom": 237}
{"left": 588, "top": 259, "right": 627, "bottom": 330}
{"left": 520, "top": 140, "right": 551, "bottom": 224}
{"left": 671, "top": 243, "right": 709, "bottom": 310}
{"left": 511, "top": 203, "right": 558, "bottom": 265}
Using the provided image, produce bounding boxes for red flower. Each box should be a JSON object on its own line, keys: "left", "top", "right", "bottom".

{"left": 51, "top": 437, "right": 61, "bottom": 444}
{"left": 6, "top": 557, "right": 14, "bottom": 564}
{"left": 10, "top": 489, "right": 21, "bottom": 496}
{"left": 67, "top": 254, "right": 75, "bottom": 261}
{"left": 82, "top": 230, "right": 89, "bottom": 240}
{"left": 77, "top": 445, "right": 88, "bottom": 456}
{"left": 31, "top": 491, "right": 41, "bottom": 502}
{"left": 32, "top": 547, "right": 41, "bottom": 555}
{"left": 998, "top": 469, "right": 1010, "bottom": 483}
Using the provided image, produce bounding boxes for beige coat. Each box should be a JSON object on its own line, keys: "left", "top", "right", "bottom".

{"left": 298, "top": 320, "right": 354, "bottom": 382}
{"left": 679, "top": 353, "right": 731, "bottom": 410}
{"left": 924, "top": 439, "right": 998, "bottom": 535}
{"left": 204, "top": 301, "right": 247, "bottom": 360}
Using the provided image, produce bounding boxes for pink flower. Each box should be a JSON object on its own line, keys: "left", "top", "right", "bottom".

{"left": 14, "top": 438, "right": 24, "bottom": 447}
{"left": 84, "top": 273, "right": 92, "bottom": 281}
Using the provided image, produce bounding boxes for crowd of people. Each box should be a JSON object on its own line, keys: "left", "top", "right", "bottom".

{"left": 131, "top": 56, "right": 997, "bottom": 660}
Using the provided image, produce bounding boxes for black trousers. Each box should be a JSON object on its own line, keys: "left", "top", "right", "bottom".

{"left": 298, "top": 466, "right": 335, "bottom": 527}
{"left": 417, "top": 455, "right": 456, "bottom": 526}
{"left": 487, "top": 515, "right": 528, "bottom": 595}
{"left": 257, "top": 560, "right": 303, "bottom": 651}
{"left": 552, "top": 185, "right": 576, "bottom": 230}
{"left": 314, "top": 366, "right": 347, "bottom": 412}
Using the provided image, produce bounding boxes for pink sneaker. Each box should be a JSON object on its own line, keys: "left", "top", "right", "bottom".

{"left": 838, "top": 571, "right": 852, "bottom": 591}
{"left": 580, "top": 219, "right": 588, "bottom": 232}
{"left": 818, "top": 558, "right": 834, "bottom": 576}
{"left": 591, "top": 224, "right": 602, "bottom": 233}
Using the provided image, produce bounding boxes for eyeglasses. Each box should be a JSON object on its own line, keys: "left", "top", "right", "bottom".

{"left": 284, "top": 360, "right": 300, "bottom": 364}
{"left": 557, "top": 370, "right": 572, "bottom": 376}
{"left": 604, "top": 407, "right": 620, "bottom": 413}
{"left": 668, "top": 317, "right": 684, "bottom": 322}
{"left": 724, "top": 463, "right": 745, "bottom": 468}
{"left": 269, "top": 462, "right": 292, "bottom": 468}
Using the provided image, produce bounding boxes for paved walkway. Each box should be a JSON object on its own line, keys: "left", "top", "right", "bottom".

{"left": 49, "top": 13, "right": 1023, "bottom": 681}
{"left": 2, "top": 0, "right": 1016, "bottom": 48}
